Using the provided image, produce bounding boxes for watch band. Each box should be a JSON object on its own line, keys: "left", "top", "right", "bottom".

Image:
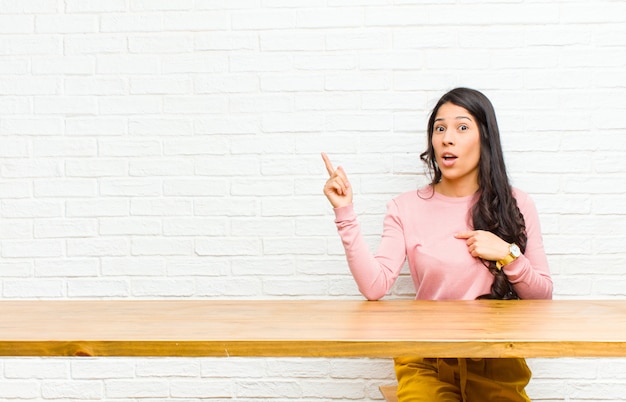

{"left": 496, "top": 254, "right": 516, "bottom": 270}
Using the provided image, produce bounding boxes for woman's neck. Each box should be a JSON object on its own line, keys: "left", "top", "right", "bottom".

{"left": 434, "top": 180, "right": 479, "bottom": 198}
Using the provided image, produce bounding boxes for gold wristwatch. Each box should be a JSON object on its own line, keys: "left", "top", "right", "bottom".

{"left": 496, "top": 243, "right": 521, "bottom": 270}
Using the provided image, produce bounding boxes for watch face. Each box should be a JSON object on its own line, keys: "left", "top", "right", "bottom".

{"left": 510, "top": 243, "right": 521, "bottom": 257}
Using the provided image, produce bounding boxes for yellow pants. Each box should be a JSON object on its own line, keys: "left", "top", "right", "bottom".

{"left": 394, "top": 357, "right": 531, "bottom": 402}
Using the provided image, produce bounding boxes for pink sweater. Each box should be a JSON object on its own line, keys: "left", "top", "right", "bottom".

{"left": 334, "top": 187, "right": 553, "bottom": 301}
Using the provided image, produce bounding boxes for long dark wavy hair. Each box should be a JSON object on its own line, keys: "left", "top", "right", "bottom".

{"left": 420, "top": 88, "right": 526, "bottom": 300}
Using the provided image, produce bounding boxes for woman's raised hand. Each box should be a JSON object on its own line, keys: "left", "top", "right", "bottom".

{"left": 321, "top": 152, "right": 353, "bottom": 208}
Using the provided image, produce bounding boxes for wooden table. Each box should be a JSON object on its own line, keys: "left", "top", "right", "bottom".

{"left": 1, "top": 299, "right": 625, "bottom": 358}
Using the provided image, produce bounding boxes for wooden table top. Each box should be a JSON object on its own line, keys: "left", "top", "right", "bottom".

{"left": 1, "top": 299, "right": 625, "bottom": 358}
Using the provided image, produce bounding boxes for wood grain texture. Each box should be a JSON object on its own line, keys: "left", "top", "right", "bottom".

{"left": 1, "top": 299, "right": 625, "bottom": 358}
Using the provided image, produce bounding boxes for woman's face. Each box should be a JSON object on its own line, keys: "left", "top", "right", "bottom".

{"left": 431, "top": 102, "right": 481, "bottom": 194}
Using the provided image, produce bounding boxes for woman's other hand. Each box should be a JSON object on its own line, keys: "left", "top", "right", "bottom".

{"left": 454, "top": 230, "right": 511, "bottom": 262}
{"left": 321, "top": 152, "right": 353, "bottom": 208}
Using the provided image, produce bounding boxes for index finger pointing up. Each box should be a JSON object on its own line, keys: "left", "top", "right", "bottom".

{"left": 321, "top": 152, "right": 335, "bottom": 177}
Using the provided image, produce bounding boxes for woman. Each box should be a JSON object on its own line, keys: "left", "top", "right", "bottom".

{"left": 322, "top": 88, "right": 552, "bottom": 401}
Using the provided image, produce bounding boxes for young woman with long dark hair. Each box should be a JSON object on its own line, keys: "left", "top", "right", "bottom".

{"left": 322, "top": 88, "right": 552, "bottom": 401}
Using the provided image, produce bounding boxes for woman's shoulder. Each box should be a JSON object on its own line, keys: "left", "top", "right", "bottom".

{"left": 511, "top": 187, "right": 531, "bottom": 202}
{"left": 511, "top": 187, "right": 538, "bottom": 213}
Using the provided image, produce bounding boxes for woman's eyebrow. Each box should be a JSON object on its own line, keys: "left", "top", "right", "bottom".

{"left": 434, "top": 116, "right": 472, "bottom": 122}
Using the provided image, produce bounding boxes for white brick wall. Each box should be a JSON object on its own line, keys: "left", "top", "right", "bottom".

{"left": 0, "top": 0, "right": 625, "bottom": 400}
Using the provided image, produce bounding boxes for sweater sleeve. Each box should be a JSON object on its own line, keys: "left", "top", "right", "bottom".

{"left": 503, "top": 192, "right": 553, "bottom": 299}
{"left": 333, "top": 201, "right": 407, "bottom": 300}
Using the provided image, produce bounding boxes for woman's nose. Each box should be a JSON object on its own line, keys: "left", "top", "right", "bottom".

{"left": 441, "top": 131, "right": 454, "bottom": 145}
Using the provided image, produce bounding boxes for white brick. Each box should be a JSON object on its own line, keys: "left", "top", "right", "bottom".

{"left": 66, "top": 159, "right": 128, "bottom": 178}
{"left": 100, "top": 14, "right": 163, "bottom": 32}
{"left": 131, "top": 278, "right": 195, "bottom": 296}
{"left": 102, "top": 257, "right": 166, "bottom": 276}
{"left": 34, "top": 219, "right": 98, "bottom": 238}
{"left": 71, "top": 359, "right": 135, "bottom": 379}
{"left": 194, "top": 116, "right": 258, "bottom": 135}
{"left": 3, "top": 279, "right": 64, "bottom": 298}
{"left": 261, "top": 112, "right": 324, "bottom": 133}
{"left": 0, "top": 15, "right": 34, "bottom": 34}
{"left": 0, "top": 35, "right": 61, "bottom": 55}
{"left": 301, "top": 380, "right": 365, "bottom": 399}
{"left": 130, "top": 237, "right": 193, "bottom": 256}
{"left": 163, "top": 95, "right": 228, "bottom": 114}
{"left": 195, "top": 32, "right": 259, "bottom": 51}
{"left": 66, "top": 199, "right": 130, "bottom": 218}
{"left": 164, "top": 11, "right": 230, "bottom": 31}
{"left": 41, "top": 380, "right": 102, "bottom": 398}
{"left": 64, "top": 34, "right": 127, "bottom": 55}
{"left": 128, "top": 117, "right": 194, "bottom": 135}
{"left": 34, "top": 96, "right": 97, "bottom": 115}
{"left": 0, "top": 96, "right": 30, "bottom": 114}
{"left": 0, "top": 0, "right": 56, "bottom": 13}
{"left": 99, "top": 178, "right": 162, "bottom": 197}
{"left": 231, "top": 257, "right": 295, "bottom": 276}
{"left": 32, "top": 55, "right": 95, "bottom": 74}
{"left": 189, "top": 277, "right": 270, "bottom": 297}
{"left": 232, "top": 10, "right": 295, "bottom": 30}
{"left": 36, "top": 15, "right": 98, "bottom": 33}
{"left": 130, "top": 198, "right": 194, "bottom": 216}
{"left": 3, "top": 360, "right": 68, "bottom": 379}
{"left": 236, "top": 380, "right": 300, "bottom": 398}
{"left": 196, "top": 155, "right": 260, "bottom": 176}
{"left": 0, "top": 381, "right": 40, "bottom": 398}
{"left": 98, "top": 96, "right": 161, "bottom": 115}
{"left": 129, "top": 34, "right": 194, "bottom": 53}
{"left": 96, "top": 55, "right": 160, "bottom": 74}
{"left": 131, "top": 0, "right": 194, "bottom": 11}
{"left": 98, "top": 139, "right": 161, "bottom": 157}
{"left": 67, "top": 238, "right": 129, "bottom": 257}
{"left": 163, "top": 178, "right": 229, "bottom": 196}
{"left": 166, "top": 257, "right": 229, "bottom": 276}
{"left": 67, "top": 279, "right": 129, "bottom": 297}
{"left": 2, "top": 240, "right": 64, "bottom": 258}
{"left": 164, "top": 136, "right": 228, "bottom": 155}
{"left": 66, "top": 0, "right": 127, "bottom": 13}
{"left": 0, "top": 262, "right": 33, "bottom": 278}
{"left": 1, "top": 199, "right": 63, "bottom": 218}
{"left": 263, "top": 279, "right": 329, "bottom": 296}
{"left": 260, "top": 74, "right": 324, "bottom": 92}
{"left": 262, "top": 237, "right": 326, "bottom": 255}
{"left": 161, "top": 53, "right": 228, "bottom": 73}
{"left": 293, "top": 54, "right": 356, "bottom": 70}
{"left": 230, "top": 94, "right": 292, "bottom": 113}
{"left": 99, "top": 217, "right": 162, "bottom": 236}
{"left": 296, "top": 8, "right": 362, "bottom": 28}
{"left": 0, "top": 76, "right": 59, "bottom": 95}
{"left": 64, "top": 76, "right": 127, "bottom": 95}
{"left": 136, "top": 358, "right": 200, "bottom": 377}
{"left": 201, "top": 358, "right": 266, "bottom": 378}
{"left": 230, "top": 54, "right": 292, "bottom": 73}
{"left": 35, "top": 258, "right": 99, "bottom": 277}
{"left": 267, "top": 359, "right": 329, "bottom": 378}
{"left": 194, "top": 197, "right": 257, "bottom": 217}
{"left": 231, "top": 218, "right": 293, "bottom": 237}
{"left": 129, "top": 158, "right": 194, "bottom": 176}
{"left": 171, "top": 380, "right": 233, "bottom": 398}
{"left": 131, "top": 75, "right": 192, "bottom": 94}
{"left": 195, "top": 238, "right": 261, "bottom": 257}
{"left": 162, "top": 218, "right": 228, "bottom": 236}
{"left": 195, "top": 73, "right": 258, "bottom": 94}
{"left": 105, "top": 380, "right": 169, "bottom": 398}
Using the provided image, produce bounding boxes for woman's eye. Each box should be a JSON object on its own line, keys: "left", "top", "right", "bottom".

{"left": 459, "top": 125, "right": 468, "bottom": 131}
{"left": 435, "top": 126, "right": 445, "bottom": 132}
